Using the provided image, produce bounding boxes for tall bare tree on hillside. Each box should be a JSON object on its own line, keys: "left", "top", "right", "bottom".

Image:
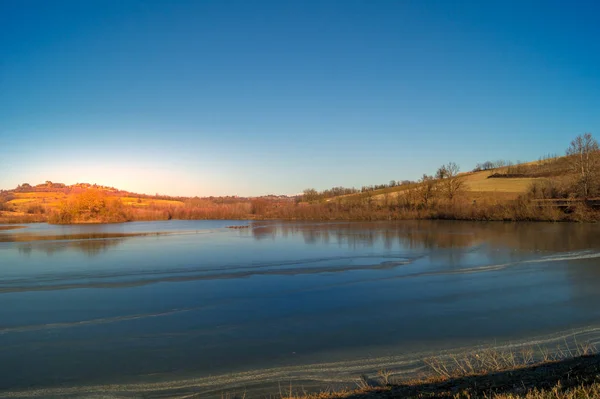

{"left": 436, "top": 162, "right": 465, "bottom": 200}
{"left": 566, "top": 133, "right": 599, "bottom": 197}
{"left": 415, "top": 174, "right": 437, "bottom": 207}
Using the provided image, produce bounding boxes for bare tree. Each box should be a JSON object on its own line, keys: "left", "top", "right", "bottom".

{"left": 435, "top": 166, "right": 447, "bottom": 180}
{"left": 566, "top": 133, "right": 600, "bottom": 197}
{"left": 437, "top": 162, "right": 465, "bottom": 200}
{"left": 415, "top": 174, "right": 437, "bottom": 207}
{"left": 302, "top": 188, "right": 320, "bottom": 203}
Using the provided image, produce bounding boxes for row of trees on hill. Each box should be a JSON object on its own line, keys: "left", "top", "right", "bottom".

{"left": 303, "top": 162, "right": 467, "bottom": 207}
{"left": 300, "top": 132, "right": 600, "bottom": 208}
{"left": 302, "top": 181, "right": 416, "bottom": 203}
{"left": 360, "top": 180, "right": 414, "bottom": 192}
{"left": 409, "top": 162, "right": 465, "bottom": 206}
{"left": 5, "top": 132, "right": 599, "bottom": 225}
{"left": 474, "top": 156, "right": 563, "bottom": 176}
{"left": 473, "top": 160, "right": 510, "bottom": 172}
{"left": 14, "top": 181, "right": 67, "bottom": 192}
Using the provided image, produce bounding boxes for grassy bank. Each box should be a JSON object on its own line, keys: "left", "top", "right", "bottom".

{"left": 260, "top": 344, "right": 600, "bottom": 399}
{"left": 293, "top": 355, "right": 600, "bottom": 399}
{"left": 2, "top": 197, "right": 599, "bottom": 224}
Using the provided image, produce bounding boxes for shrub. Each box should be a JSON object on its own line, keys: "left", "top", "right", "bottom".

{"left": 49, "top": 189, "right": 131, "bottom": 224}
{"left": 26, "top": 204, "right": 46, "bottom": 214}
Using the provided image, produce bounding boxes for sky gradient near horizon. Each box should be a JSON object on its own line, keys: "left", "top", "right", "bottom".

{"left": 1, "top": 0, "right": 599, "bottom": 196}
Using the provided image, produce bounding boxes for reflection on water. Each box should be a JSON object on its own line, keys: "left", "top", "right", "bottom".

{"left": 6, "top": 221, "right": 600, "bottom": 257}
{"left": 1, "top": 231, "right": 169, "bottom": 243}
{"left": 1, "top": 220, "right": 600, "bottom": 397}
{"left": 18, "top": 238, "right": 125, "bottom": 257}
{"left": 251, "top": 221, "right": 600, "bottom": 252}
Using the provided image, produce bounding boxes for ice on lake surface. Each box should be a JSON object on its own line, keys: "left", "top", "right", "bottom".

{"left": 1, "top": 220, "right": 600, "bottom": 397}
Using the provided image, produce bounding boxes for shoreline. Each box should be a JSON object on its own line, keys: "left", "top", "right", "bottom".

{"left": 1, "top": 350, "right": 597, "bottom": 398}
{"left": 1, "top": 326, "right": 598, "bottom": 398}
{"left": 1, "top": 216, "right": 599, "bottom": 225}
{"left": 300, "top": 353, "right": 600, "bottom": 399}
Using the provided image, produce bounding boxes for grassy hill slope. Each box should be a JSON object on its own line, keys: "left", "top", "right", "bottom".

{"left": 325, "top": 156, "right": 575, "bottom": 205}
{"left": 1, "top": 145, "right": 598, "bottom": 224}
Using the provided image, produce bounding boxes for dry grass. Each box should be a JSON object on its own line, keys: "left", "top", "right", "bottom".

{"left": 11, "top": 193, "right": 185, "bottom": 209}
{"left": 7, "top": 193, "right": 183, "bottom": 214}
{"left": 120, "top": 196, "right": 185, "bottom": 207}
{"left": 355, "top": 170, "right": 539, "bottom": 204}
{"left": 14, "top": 192, "right": 65, "bottom": 198}
{"left": 492, "top": 383, "right": 600, "bottom": 399}
{"left": 220, "top": 391, "right": 248, "bottom": 399}
{"left": 256, "top": 342, "right": 599, "bottom": 399}
{"left": 277, "top": 383, "right": 600, "bottom": 399}
{"left": 462, "top": 191, "right": 523, "bottom": 202}
{"left": 423, "top": 341, "right": 596, "bottom": 379}
{"left": 377, "top": 370, "right": 394, "bottom": 386}
{"left": 5, "top": 192, "right": 67, "bottom": 213}
{"left": 7, "top": 198, "right": 36, "bottom": 204}
{"left": 465, "top": 177, "right": 542, "bottom": 193}
{"left": 0, "top": 212, "right": 46, "bottom": 223}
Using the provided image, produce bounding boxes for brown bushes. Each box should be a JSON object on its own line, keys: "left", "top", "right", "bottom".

{"left": 126, "top": 202, "right": 253, "bottom": 221}
{"left": 255, "top": 196, "right": 596, "bottom": 222}
{"left": 25, "top": 203, "right": 46, "bottom": 214}
{"left": 43, "top": 187, "right": 600, "bottom": 225}
{"left": 49, "top": 189, "right": 131, "bottom": 224}
{"left": 0, "top": 214, "right": 47, "bottom": 224}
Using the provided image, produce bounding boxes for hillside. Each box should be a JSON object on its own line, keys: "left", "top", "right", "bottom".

{"left": 366, "top": 169, "right": 541, "bottom": 203}
{"left": 1, "top": 136, "right": 599, "bottom": 224}
{"left": 293, "top": 143, "right": 600, "bottom": 222}
{"left": 0, "top": 182, "right": 186, "bottom": 223}
{"left": 321, "top": 154, "right": 578, "bottom": 205}
{"left": 0, "top": 182, "right": 285, "bottom": 224}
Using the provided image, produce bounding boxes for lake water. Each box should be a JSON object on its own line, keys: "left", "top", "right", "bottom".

{"left": 1, "top": 220, "right": 600, "bottom": 397}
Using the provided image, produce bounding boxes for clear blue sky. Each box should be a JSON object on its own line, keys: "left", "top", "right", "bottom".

{"left": 1, "top": 0, "right": 599, "bottom": 196}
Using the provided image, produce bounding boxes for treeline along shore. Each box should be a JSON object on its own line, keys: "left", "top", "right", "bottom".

{"left": 1, "top": 133, "right": 599, "bottom": 224}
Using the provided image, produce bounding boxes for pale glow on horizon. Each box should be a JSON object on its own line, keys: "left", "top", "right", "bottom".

{"left": 1, "top": 1, "right": 598, "bottom": 196}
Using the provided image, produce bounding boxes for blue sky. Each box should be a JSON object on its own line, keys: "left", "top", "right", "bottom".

{"left": 1, "top": 0, "right": 599, "bottom": 196}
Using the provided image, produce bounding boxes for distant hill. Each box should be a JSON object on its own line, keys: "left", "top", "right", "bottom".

{"left": 1, "top": 144, "right": 598, "bottom": 224}
{"left": 0, "top": 182, "right": 182, "bottom": 223}
{"left": 310, "top": 155, "right": 574, "bottom": 205}
{"left": 0, "top": 181, "right": 294, "bottom": 224}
